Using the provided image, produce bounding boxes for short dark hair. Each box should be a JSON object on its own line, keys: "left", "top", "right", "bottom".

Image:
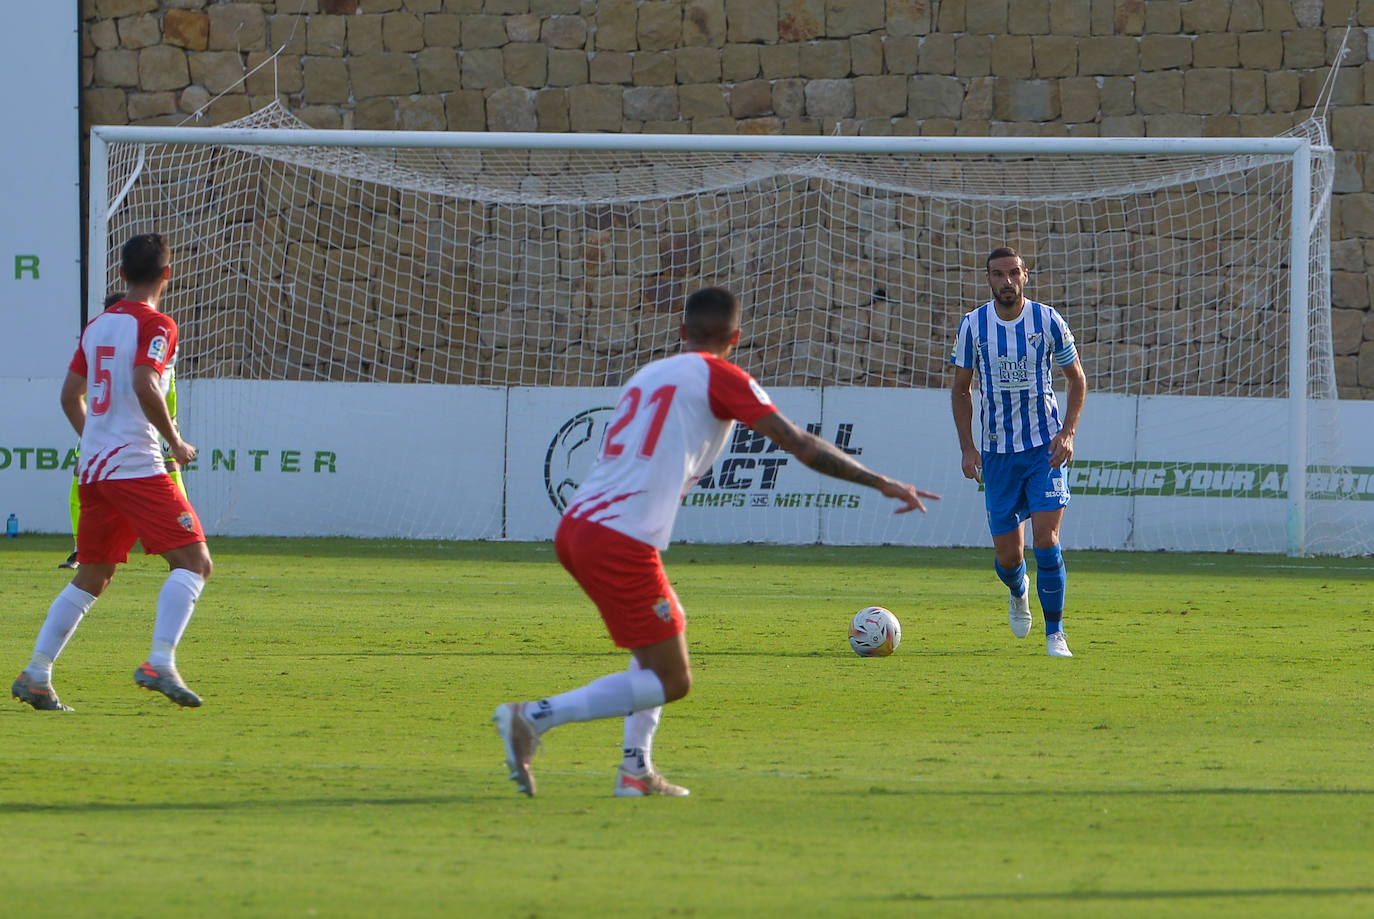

{"left": 986, "top": 246, "right": 1021, "bottom": 269}
{"left": 103, "top": 291, "right": 125, "bottom": 309}
{"left": 683, "top": 286, "right": 740, "bottom": 343}
{"left": 121, "top": 233, "right": 170, "bottom": 285}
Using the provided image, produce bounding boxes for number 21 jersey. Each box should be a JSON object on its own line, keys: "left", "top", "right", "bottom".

{"left": 564, "top": 351, "right": 777, "bottom": 550}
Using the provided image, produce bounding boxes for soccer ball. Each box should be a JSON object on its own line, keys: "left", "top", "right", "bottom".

{"left": 848, "top": 606, "right": 901, "bottom": 657}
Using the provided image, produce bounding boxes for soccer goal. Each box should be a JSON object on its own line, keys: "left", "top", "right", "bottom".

{"left": 89, "top": 104, "right": 1372, "bottom": 555}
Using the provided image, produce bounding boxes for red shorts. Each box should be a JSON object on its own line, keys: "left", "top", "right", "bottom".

{"left": 77, "top": 475, "right": 205, "bottom": 564}
{"left": 554, "top": 514, "right": 684, "bottom": 649}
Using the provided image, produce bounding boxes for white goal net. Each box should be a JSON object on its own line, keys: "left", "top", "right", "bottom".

{"left": 90, "top": 104, "right": 1372, "bottom": 555}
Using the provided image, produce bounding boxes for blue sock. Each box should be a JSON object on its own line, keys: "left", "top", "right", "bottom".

{"left": 994, "top": 559, "right": 1027, "bottom": 596}
{"left": 1033, "top": 545, "right": 1065, "bottom": 634}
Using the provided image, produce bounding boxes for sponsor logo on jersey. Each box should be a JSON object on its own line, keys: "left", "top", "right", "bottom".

{"left": 996, "top": 356, "right": 1030, "bottom": 386}
{"left": 147, "top": 334, "right": 169, "bottom": 363}
{"left": 748, "top": 378, "right": 772, "bottom": 405}
{"left": 544, "top": 406, "right": 615, "bottom": 512}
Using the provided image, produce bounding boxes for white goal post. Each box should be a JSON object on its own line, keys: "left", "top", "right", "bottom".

{"left": 88, "top": 107, "right": 1372, "bottom": 555}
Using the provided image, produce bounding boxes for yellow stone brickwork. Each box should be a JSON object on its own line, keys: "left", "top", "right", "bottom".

{"left": 81, "top": 0, "right": 1374, "bottom": 396}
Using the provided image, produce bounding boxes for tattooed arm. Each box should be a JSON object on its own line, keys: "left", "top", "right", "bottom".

{"left": 749, "top": 411, "right": 939, "bottom": 514}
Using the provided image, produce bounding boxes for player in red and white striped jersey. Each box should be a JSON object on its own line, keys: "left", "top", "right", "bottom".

{"left": 494, "top": 286, "right": 940, "bottom": 797}
{"left": 59, "top": 290, "right": 191, "bottom": 571}
{"left": 11, "top": 233, "right": 212, "bottom": 712}
{"left": 561, "top": 344, "right": 776, "bottom": 553}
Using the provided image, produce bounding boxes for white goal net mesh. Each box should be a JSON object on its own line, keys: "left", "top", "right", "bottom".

{"left": 95, "top": 104, "right": 1371, "bottom": 554}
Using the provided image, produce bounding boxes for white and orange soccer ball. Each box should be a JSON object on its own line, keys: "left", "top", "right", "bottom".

{"left": 848, "top": 606, "right": 901, "bottom": 657}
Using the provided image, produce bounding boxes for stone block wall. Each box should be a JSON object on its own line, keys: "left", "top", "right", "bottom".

{"left": 80, "top": 0, "right": 1374, "bottom": 397}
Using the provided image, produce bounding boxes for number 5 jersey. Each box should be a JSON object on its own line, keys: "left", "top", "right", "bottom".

{"left": 69, "top": 299, "right": 179, "bottom": 483}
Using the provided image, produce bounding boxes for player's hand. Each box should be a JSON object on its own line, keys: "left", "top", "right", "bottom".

{"left": 169, "top": 439, "right": 198, "bottom": 466}
{"left": 1049, "top": 430, "right": 1075, "bottom": 468}
{"left": 879, "top": 479, "right": 941, "bottom": 514}
{"left": 960, "top": 447, "right": 982, "bottom": 483}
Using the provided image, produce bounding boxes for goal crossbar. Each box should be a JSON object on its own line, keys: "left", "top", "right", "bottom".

{"left": 92, "top": 125, "right": 1308, "bottom": 156}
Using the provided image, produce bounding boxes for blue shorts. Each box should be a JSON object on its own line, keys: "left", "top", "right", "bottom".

{"left": 982, "top": 444, "right": 1070, "bottom": 537}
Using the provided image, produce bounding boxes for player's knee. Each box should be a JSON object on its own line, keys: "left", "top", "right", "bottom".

{"left": 73, "top": 570, "right": 112, "bottom": 597}
{"left": 994, "top": 548, "right": 1024, "bottom": 570}
{"left": 169, "top": 546, "right": 212, "bottom": 580}
{"left": 661, "top": 668, "right": 692, "bottom": 702}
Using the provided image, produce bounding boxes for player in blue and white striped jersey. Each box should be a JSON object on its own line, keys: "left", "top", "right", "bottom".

{"left": 950, "top": 247, "right": 1087, "bottom": 658}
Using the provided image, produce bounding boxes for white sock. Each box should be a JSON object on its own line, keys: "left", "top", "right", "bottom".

{"left": 623, "top": 707, "right": 662, "bottom": 774}
{"left": 149, "top": 569, "right": 205, "bottom": 668}
{"left": 27, "top": 585, "right": 98, "bottom": 681}
{"left": 525, "top": 666, "right": 666, "bottom": 735}
{"left": 623, "top": 658, "right": 662, "bottom": 774}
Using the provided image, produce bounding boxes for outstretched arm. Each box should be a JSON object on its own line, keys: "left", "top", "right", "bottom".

{"left": 750, "top": 411, "right": 939, "bottom": 514}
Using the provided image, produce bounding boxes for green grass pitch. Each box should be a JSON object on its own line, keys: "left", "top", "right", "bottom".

{"left": 1, "top": 534, "right": 1371, "bottom": 918}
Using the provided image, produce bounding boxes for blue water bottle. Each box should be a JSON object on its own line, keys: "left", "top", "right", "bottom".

{"left": 5, "top": 514, "right": 16, "bottom": 538}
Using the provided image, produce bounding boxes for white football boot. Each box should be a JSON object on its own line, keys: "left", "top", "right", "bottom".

{"left": 1008, "top": 576, "right": 1032, "bottom": 639}
{"left": 1046, "top": 631, "right": 1073, "bottom": 658}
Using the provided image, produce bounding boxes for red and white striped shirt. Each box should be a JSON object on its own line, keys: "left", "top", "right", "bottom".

{"left": 69, "top": 299, "right": 178, "bottom": 483}
{"left": 564, "top": 351, "right": 777, "bottom": 549}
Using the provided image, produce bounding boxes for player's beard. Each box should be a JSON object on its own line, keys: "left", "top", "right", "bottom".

{"left": 994, "top": 287, "right": 1020, "bottom": 308}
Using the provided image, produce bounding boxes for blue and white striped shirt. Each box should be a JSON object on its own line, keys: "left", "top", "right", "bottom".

{"left": 951, "top": 300, "right": 1078, "bottom": 454}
